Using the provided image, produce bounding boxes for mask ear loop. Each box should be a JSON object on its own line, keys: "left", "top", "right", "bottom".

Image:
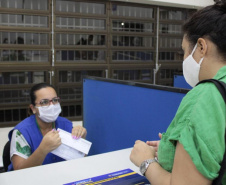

{"left": 191, "top": 44, "right": 198, "bottom": 56}
{"left": 191, "top": 43, "right": 204, "bottom": 65}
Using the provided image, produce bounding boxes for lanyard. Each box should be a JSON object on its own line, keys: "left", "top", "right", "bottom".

{"left": 35, "top": 117, "right": 55, "bottom": 136}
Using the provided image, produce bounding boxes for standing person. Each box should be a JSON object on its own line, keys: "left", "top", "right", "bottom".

{"left": 8, "top": 83, "right": 87, "bottom": 171}
{"left": 130, "top": 0, "right": 226, "bottom": 184}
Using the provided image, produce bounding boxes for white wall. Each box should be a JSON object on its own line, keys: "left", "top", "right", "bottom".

{"left": 112, "top": 0, "right": 214, "bottom": 9}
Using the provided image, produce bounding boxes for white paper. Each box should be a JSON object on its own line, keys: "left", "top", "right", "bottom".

{"left": 51, "top": 128, "right": 92, "bottom": 160}
{"left": 51, "top": 143, "right": 85, "bottom": 161}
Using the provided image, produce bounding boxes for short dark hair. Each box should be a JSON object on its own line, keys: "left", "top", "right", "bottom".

{"left": 183, "top": 0, "right": 226, "bottom": 59}
{"left": 30, "top": 83, "right": 55, "bottom": 106}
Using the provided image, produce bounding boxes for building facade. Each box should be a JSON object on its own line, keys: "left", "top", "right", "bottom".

{"left": 0, "top": 0, "right": 196, "bottom": 127}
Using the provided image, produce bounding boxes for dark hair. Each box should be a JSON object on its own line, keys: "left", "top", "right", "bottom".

{"left": 30, "top": 83, "right": 55, "bottom": 106}
{"left": 183, "top": 0, "right": 226, "bottom": 59}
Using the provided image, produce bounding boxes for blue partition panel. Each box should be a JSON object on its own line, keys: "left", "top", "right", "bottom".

{"left": 174, "top": 75, "right": 192, "bottom": 89}
{"left": 83, "top": 77, "right": 188, "bottom": 156}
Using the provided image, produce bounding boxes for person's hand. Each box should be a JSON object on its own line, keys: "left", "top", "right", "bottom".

{"left": 72, "top": 126, "right": 87, "bottom": 139}
{"left": 146, "top": 133, "right": 162, "bottom": 157}
{"left": 40, "top": 129, "right": 61, "bottom": 155}
{"left": 130, "top": 140, "right": 156, "bottom": 167}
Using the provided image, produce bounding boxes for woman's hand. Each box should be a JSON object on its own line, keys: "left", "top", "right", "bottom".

{"left": 40, "top": 129, "right": 61, "bottom": 155}
{"left": 130, "top": 140, "right": 156, "bottom": 167}
{"left": 146, "top": 133, "right": 162, "bottom": 158}
{"left": 72, "top": 126, "right": 87, "bottom": 139}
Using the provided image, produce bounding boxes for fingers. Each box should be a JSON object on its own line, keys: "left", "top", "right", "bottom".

{"left": 72, "top": 126, "right": 87, "bottom": 140}
{"left": 159, "top": 133, "right": 162, "bottom": 139}
{"left": 146, "top": 140, "right": 159, "bottom": 146}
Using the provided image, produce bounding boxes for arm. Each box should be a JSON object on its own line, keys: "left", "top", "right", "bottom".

{"left": 130, "top": 141, "right": 212, "bottom": 185}
{"left": 12, "top": 129, "right": 61, "bottom": 170}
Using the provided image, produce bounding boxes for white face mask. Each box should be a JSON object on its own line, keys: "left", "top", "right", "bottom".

{"left": 183, "top": 44, "right": 204, "bottom": 87}
{"left": 37, "top": 103, "right": 61, "bottom": 123}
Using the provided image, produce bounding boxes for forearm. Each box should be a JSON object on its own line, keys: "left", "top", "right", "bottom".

{"left": 145, "top": 162, "right": 171, "bottom": 185}
{"left": 13, "top": 146, "right": 48, "bottom": 170}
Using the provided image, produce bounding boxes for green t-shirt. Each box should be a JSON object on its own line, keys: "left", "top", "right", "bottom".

{"left": 158, "top": 66, "right": 226, "bottom": 183}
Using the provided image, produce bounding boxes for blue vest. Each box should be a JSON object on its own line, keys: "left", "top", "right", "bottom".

{"left": 8, "top": 114, "right": 73, "bottom": 171}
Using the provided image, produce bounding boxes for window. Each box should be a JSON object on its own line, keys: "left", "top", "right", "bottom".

{"left": 59, "top": 70, "right": 104, "bottom": 83}
{"left": 0, "top": 71, "right": 47, "bottom": 85}
{"left": 56, "top": 1, "right": 105, "bottom": 15}
{"left": 113, "top": 69, "right": 152, "bottom": 81}
{"left": 0, "top": 14, "right": 48, "bottom": 27}
{"left": 0, "top": 0, "right": 48, "bottom": 10}
{"left": 112, "top": 4, "right": 154, "bottom": 18}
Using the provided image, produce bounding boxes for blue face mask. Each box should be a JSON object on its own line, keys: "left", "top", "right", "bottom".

{"left": 182, "top": 44, "right": 204, "bottom": 87}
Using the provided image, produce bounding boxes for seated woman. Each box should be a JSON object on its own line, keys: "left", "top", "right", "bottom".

{"left": 8, "top": 83, "right": 87, "bottom": 171}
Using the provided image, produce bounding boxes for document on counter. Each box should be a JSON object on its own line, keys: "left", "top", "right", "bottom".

{"left": 51, "top": 128, "right": 92, "bottom": 161}
{"left": 64, "top": 168, "right": 151, "bottom": 185}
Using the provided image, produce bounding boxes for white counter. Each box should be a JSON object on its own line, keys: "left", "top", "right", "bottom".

{"left": 0, "top": 148, "right": 138, "bottom": 185}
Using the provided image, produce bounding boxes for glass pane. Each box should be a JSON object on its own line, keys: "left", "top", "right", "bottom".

{"left": 3, "top": 32, "right": 9, "bottom": 44}
{"left": 0, "top": 50, "right": 49, "bottom": 62}
{"left": 0, "top": 72, "right": 45, "bottom": 84}
{"left": 57, "top": 50, "right": 105, "bottom": 62}
{"left": 59, "top": 70, "right": 103, "bottom": 83}
{"left": 112, "top": 35, "right": 153, "bottom": 47}
{"left": 0, "top": 89, "right": 30, "bottom": 104}
{"left": 112, "top": 20, "right": 153, "bottom": 33}
{"left": 112, "top": 51, "right": 153, "bottom": 62}
{"left": 159, "top": 24, "right": 182, "bottom": 34}
{"left": 113, "top": 69, "right": 152, "bottom": 81}
{"left": 112, "top": 4, "right": 153, "bottom": 18}
{"left": 56, "top": 17, "right": 105, "bottom": 30}
{"left": 159, "top": 9, "right": 189, "bottom": 20}
{"left": 0, "top": 14, "right": 48, "bottom": 27}
{"left": 56, "top": 1, "right": 105, "bottom": 15}
{"left": 40, "top": 0, "right": 48, "bottom": 10}
{"left": 59, "top": 87, "right": 82, "bottom": 100}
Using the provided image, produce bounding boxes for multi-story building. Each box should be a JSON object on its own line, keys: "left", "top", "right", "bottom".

{"left": 0, "top": 0, "right": 212, "bottom": 126}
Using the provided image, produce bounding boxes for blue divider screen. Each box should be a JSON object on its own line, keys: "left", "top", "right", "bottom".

{"left": 83, "top": 77, "right": 188, "bottom": 156}
{"left": 174, "top": 75, "right": 192, "bottom": 89}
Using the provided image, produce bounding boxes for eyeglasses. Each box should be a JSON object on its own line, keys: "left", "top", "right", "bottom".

{"left": 36, "top": 97, "right": 60, "bottom": 107}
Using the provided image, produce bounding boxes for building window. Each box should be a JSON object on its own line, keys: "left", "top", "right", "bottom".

{"left": 56, "top": 34, "right": 105, "bottom": 46}
{"left": 112, "top": 20, "right": 154, "bottom": 33}
{"left": 59, "top": 70, "right": 104, "bottom": 83}
{"left": 56, "top": 1, "right": 105, "bottom": 14}
{"left": 0, "top": 71, "right": 47, "bottom": 85}
{"left": 159, "top": 37, "right": 182, "bottom": 48}
{"left": 56, "top": 50, "right": 105, "bottom": 62}
{"left": 56, "top": 17, "right": 105, "bottom": 30}
{"left": 61, "top": 104, "right": 82, "bottom": 117}
{"left": 0, "top": 108, "right": 28, "bottom": 123}
{"left": 0, "top": 14, "right": 48, "bottom": 27}
{"left": 159, "top": 52, "right": 183, "bottom": 61}
{"left": 112, "top": 36, "right": 153, "bottom": 47}
{"left": 113, "top": 69, "right": 152, "bottom": 81}
{"left": 59, "top": 87, "right": 82, "bottom": 101}
{"left": 112, "top": 51, "right": 153, "bottom": 62}
{"left": 0, "top": 50, "right": 49, "bottom": 62}
{"left": 160, "top": 69, "right": 180, "bottom": 79}
{"left": 112, "top": 4, "right": 154, "bottom": 18}
{"left": 0, "top": 89, "right": 30, "bottom": 104}
{"left": 159, "top": 9, "right": 187, "bottom": 20}
{"left": 0, "top": 0, "right": 48, "bottom": 10}
{"left": 0, "top": 32, "right": 49, "bottom": 45}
